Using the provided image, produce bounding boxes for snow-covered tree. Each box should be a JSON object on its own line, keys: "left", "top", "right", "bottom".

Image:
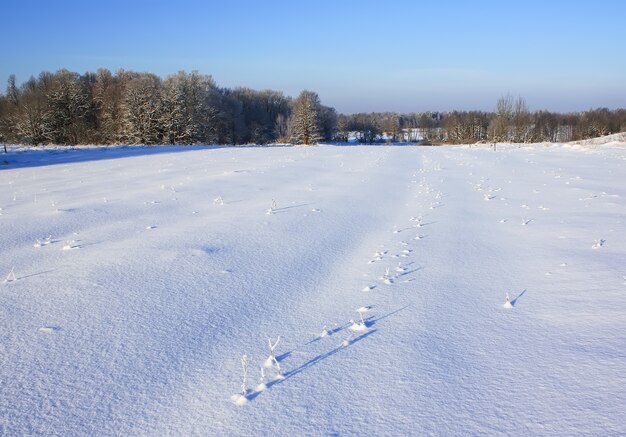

{"left": 290, "top": 90, "right": 321, "bottom": 145}
{"left": 13, "top": 74, "right": 55, "bottom": 145}
{"left": 92, "top": 68, "right": 123, "bottom": 144}
{"left": 44, "top": 69, "right": 91, "bottom": 144}
{"left": 160, "top": 73, "right": 193, "bottom": 145}
{"left": 120, "top": 73, "right": 162, "bottom": 145}
{"left": 334, "top": 114, "right": 349, "bottom": 142}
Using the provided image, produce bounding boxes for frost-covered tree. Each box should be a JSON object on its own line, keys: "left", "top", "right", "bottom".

{"left": 160, "top": 72, "right": 194, "bottom": 144}
{"left": 334, "top": 114, "right": 350, "bottom": 142}
{"left": 44, "top": 69, "right": 91, "bottom": 144}
{"left": 120, "top": 73, "right": 162, "bottom": 145}
{"left": 92, "top": 68, "right": 123, "bottom": 144}
{"left": 1, "top": 78, "right": 18, "bottom": 150}
{"left": 290, "top": 90, "right": 321, "bottom": 145}
{"left": 6, "top": 75, "right": 19, "bottom": 106}
{"left": 187, "top": 72, "right": 221, "bottom": 144}
{"left": 13, "top": 73, "right": 55, "bottom": 144}
{"left": 158, "top": 71, "right": 221, "bottom": 145}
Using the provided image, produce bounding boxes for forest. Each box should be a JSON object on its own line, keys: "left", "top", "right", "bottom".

{"left": 0, "top": 68, "right": 624, "bottom": 147}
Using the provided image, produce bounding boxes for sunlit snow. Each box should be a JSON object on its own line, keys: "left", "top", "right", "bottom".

{"left": 1, "top": 141, "right": 625, "bottom": 435}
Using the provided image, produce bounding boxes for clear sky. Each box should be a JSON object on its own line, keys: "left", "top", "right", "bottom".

{"left": 2, "top": 0, "right": 625, "bottom": 113}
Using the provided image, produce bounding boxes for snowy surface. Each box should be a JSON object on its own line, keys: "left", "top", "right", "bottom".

{"left": 1, "top": 143, "right": 625, "bottom": 435}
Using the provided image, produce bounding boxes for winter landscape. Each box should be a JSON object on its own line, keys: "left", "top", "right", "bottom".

{"left": 1, "top": 139, "right": 625, "bottom": 435}
{"left": 2, "top": 1, "right": 625, "bottom": 434}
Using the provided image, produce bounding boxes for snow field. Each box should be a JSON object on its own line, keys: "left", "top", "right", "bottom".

{"left": 1, "top": 143, "right": 625, "bottom": 435}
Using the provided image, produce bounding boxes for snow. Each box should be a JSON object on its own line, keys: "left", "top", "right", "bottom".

{"left": 1, "top": 142, "right": 625, "bottom": 435}
{"left": 568, "top": 132, "right": 626, "bottom": 148}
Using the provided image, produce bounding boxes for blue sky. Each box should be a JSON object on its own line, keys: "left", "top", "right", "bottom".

{"left": 2, "top": 0, "right": 625, "bottom": 113}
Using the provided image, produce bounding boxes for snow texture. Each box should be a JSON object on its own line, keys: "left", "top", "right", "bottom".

{"left": 1, "top": 142, "right": 625, "bottom": 435}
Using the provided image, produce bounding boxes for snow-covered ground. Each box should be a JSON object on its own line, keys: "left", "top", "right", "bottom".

{"left": 1, "top": 143, "right": 625, "bottom": 435}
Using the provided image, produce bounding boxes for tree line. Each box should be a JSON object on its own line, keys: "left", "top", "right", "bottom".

{"left": 0, "top": 69, "right": 624, "bottom": 147}
{"left": 438, "top": 95, "right": 626, "bottom": 144}
{"left": 339, "top": 98, "right": 625, "bottom": 144}
{"left": 0, "top": 69, "right": 335, "bottom": 146}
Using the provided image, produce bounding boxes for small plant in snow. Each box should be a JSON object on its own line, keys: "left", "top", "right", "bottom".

{"left": 348, "top": 308, "right": 370, "bottom": 334}
{"left": 255, "top": 367, "right": 268, "bottom": 392}
{"left": 4, "top": 267, "right": 17, "bottom": 283}
{"left": 263, "top": 336, "right": 284, "bottom": 379}
{"left": 266, "top": 199, "right": 277, "bottom": 215}
{"left": 503, "top": 293, "right": 513, "bottom": 309}
{"left": 231, "top": 354, "right": 249, "bottom": 406}
{"left": 381, "top": 267, "right": 393, "bottom": 285}
{"left": 356, "top": 306, "right": 370, "bottom": 319}
{"left": 349, "top": 314, "right": 368, "bottom": 333}
{"left": 592, "top": 239, "right": 605, "bottom": 249}
{"left": 395, "top": 263, "right": 407, "bottom": 273}
{"left": 319, "top": 325, "right": 330, "bottom": 338}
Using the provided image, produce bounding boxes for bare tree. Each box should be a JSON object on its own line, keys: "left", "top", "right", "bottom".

{"left": 512, "top": 96, "right": 532, "bottom": 142}
{"left": 488, "top": 94, "right": 514, "bottom": 144}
